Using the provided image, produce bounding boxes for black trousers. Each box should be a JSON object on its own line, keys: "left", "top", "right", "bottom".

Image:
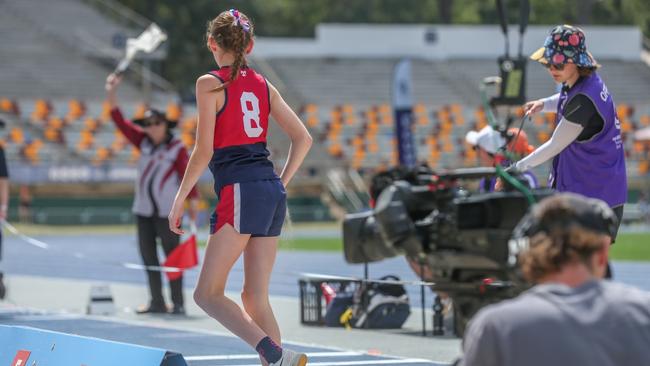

{"left": 136, "top": 215, "right": 183, "bottom": 307}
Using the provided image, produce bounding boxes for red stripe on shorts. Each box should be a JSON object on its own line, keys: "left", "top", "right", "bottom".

{"left": 215, "top": 184, "right": 234, "bottom": 233}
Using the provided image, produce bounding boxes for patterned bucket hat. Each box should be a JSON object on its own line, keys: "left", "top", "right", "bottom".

{"left": 530, "top": 25, "right": 599, "bottom": 68}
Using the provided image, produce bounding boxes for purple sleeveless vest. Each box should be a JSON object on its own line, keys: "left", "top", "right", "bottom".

{"left": 549, "top": 73, "right": 627, "bottom": 207}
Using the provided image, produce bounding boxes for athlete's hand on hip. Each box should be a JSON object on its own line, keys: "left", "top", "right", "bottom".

{"left": 168, "top": 200, "right": 185, "bottom": 235}
{"left": 523, "top": 99, "right": 544, "bottom": 115}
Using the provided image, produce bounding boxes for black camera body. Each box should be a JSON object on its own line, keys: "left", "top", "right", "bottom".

{"left": 342, "top": 166, "right": 554, "bottom": 335}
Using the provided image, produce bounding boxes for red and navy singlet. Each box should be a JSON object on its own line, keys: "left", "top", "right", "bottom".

{"left": 207, "top": 66, "right": 278, "bottom": 194}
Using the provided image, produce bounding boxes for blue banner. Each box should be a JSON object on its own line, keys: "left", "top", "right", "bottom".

{"left": 392, "top": 59, "right": 417, "bottom": 168}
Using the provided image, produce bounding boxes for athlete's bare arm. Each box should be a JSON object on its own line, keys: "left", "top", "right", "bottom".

{"left": 168, "top": 75, "right": 224, "bottom": 234}
{"left": 268, "top": 81, "right": 312, "bottom": 187}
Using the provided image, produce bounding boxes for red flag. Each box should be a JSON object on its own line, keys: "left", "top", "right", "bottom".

{"left": 163, "top": 234, "right": 198, "bottom": 281}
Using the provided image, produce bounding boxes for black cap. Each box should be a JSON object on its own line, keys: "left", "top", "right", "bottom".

{"left": 513, "top": 192, "right": 618, "bottom": 240}
{"left": 132, "top": 109, "right": 177, "bottom": 128}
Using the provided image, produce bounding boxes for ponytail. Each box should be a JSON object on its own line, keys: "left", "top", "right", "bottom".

{"left": 207, "top": 9, "right": 253, "bottom": 92}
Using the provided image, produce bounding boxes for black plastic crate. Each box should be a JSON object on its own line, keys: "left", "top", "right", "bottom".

{"left": 298, "top": 277, "right": 360, "bottom": 325}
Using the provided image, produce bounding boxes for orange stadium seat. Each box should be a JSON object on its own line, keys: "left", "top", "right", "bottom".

{"left": 366, "top": 108, "right": 378, "bottom": 125}
{"left": 368, "top": 140, "right": 379, "bottom": 153}
{"left": 330, "top": 107, "right": 342, "bottom": 124}
{"left": 93, "top": 147, "right": 111, "bottom": 166}
{"left": 367, "top": 120, "right": 379, "bottom": 135}
{"left": 100, "top": 100, "right": 112, "bottom": 123}
{"left": 66, "top": 99, "right": 86, "bottom": 122}
{"left": 24, "top": 139, "right": 43, "bottom": 164}
{"left": 307, "top": 115, "right": 319, "bottom": 128}
{"left": 166, "top": 102, "right": 182, "bottom": 122}
{"left": 48, "top": 116, "right": 64, "bottom": 129}
{"left": 342, "top": 104, "right": 354, "bottom": 115}
{"left": 44, "top": 127, "right": 60, "bottom": 142}
{"left": 133, "top": 103, "right": 147, "bottom": 120}
{"left": 129, "top": 145, "right": 141, "bottom": 164}
{"left": 417, "top": 113, "right": 431, "bottom": 126}
{"left": 544, "top": 112, "right": 556, "bottom": 125}
{"left": 639, "top": 160, "right": 649, "bottom": 175}
{"left": 181, "top": 132, "right": 195, "bottom": 148}
{"left": 304, "top": 104, "right": 318, "bottom": 115}
{"left": 640, "top": 115, "right": 650, "bottom": 127}
{"left": 181, "top": 116, "right": 197, "bottom": 133}
{"left": 327, "top": 143, "right": 342, "bottom": 157}
{"left": 10, "top": 127, "right": 25, "bottom": 145}
{"left": 633, "top": 141, "right": 644, "bottom": 155}
{"left": 83, "top": 117, "right": 99, "bottom": 132}
{"left": 111, "top": 133, "right": 127, "bottom": 153}
{"left": 0, "top": 98, "right": 19, "bottom": 115}
{"left": 537, "top": 131, "right": 550, "bottom": 143}
{"left": 31, "top": 99, "right": 51, "bottom": 122}
{"left": 351, "top": 148, "right": 365, "bottom": 169}
{"left": 77, "top": 130, "right": 94, "bottom": 151}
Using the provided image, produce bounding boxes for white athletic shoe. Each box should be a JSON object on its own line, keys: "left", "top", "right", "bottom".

{"left": 269, "top": 349, "right": 308, "bottom": 366}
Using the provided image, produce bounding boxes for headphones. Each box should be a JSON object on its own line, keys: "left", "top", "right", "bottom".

{"left": 512, "top": 193, "right": 618, "bottom": 241}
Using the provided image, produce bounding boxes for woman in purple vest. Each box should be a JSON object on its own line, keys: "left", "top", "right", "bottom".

{"left": 516, "top": 25, "right": 627, "bottom": 242}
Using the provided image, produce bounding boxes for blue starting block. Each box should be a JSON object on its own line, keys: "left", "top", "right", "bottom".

{"left": 0, "top": 325, "right": 186, "bottom": 366}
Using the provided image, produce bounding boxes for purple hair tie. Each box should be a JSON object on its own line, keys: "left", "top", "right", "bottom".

{"left": 229, "top": 8, "right": 250, "bottom": 33}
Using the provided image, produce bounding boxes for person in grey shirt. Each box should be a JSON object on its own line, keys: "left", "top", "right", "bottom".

{"left": 460, "top": 193, "right": 650, "bottom": 366}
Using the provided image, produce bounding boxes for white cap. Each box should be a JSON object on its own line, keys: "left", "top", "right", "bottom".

{"left": 465, "top": 125, "right": 506, "bottom": 154}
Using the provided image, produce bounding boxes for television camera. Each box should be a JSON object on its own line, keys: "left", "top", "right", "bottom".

{"left": 342, "top": 165, "right": 553, "bottom": 335}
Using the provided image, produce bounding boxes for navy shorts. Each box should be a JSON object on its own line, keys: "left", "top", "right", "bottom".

{"left": 210, "top": 179, "right": 287, "bottom": 237}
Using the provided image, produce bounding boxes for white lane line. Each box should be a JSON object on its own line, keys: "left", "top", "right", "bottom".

{"left": 185, "top": 351, "right": 362, "bottom": 361}
{"left": 207, "top": 359, "right": 435, "bottom": 366}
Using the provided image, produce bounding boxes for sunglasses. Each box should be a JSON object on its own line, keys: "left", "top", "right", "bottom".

{"left": 543, "top": 63, "right": 565, "bottom": 71}
{"left": 142, "top": 120, "right": 165, "bottom": 127}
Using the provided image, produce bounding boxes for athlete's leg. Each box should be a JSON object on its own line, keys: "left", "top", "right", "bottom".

{"left": 242, "top": 236, "right": 281, "bottom": 343}
{"left": 193, "top": 223, "right": 268, "bottom": 348}
{"left": 136, "top": 215, "right": 166, "bottom": 310}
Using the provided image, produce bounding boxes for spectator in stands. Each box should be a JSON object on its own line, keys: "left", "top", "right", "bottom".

{"left": 167, "top": 9, "right": 311, "bottom": 366}
{"left": 516, "top": 25, "right": 627, "bottom": 243}
{"left": 105, "top": 73, "right": 199, "bottom": 315}
{"left": 0, "top": 119, "right": 9, "bottom": 299}
{"left": 460, "top": 193, "right": 650, "bottom": 366}
{"left": 465, "top": 125, "right": 537, "bottom": 191}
